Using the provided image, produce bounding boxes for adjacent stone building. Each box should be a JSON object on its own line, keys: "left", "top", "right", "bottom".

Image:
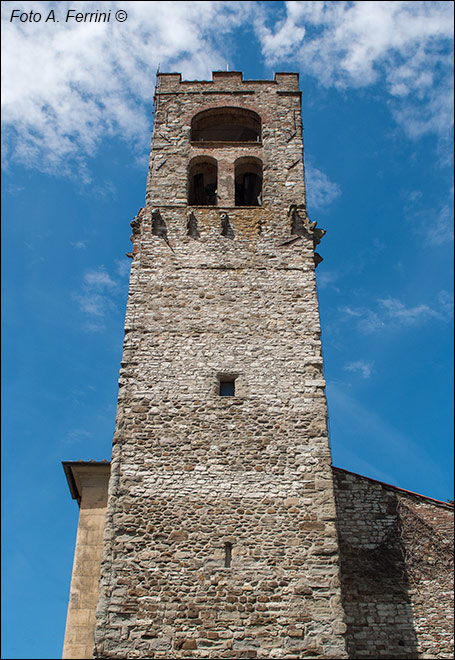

{"left": 333, "top": 468, "right": 453, "bottom": 659}
{"left": 62, "top": 72, "right": 453, "bottom": 659}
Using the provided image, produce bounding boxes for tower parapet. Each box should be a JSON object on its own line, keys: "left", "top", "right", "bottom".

{"left": 143, "top": 71, "right": 307, "bottom": 242}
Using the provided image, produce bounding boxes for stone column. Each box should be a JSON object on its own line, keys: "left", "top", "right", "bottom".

{"left": 216, "top": 155, "right": 235, "bottom": 206}
{"left": 62, "top": 462, "right": 110, "bottom": 659}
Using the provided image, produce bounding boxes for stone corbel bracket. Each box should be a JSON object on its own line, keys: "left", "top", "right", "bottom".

{"left": 187, "top": 211, "right": 200, "bottom": 240}
{"left": 220, "top": 212, "right": 234, "bottom": 239}
{"left": 127, "top": 207, "right": 145, "bottom": 258}
{"left": 151, "top": 208, "right": 174, "bottom": 252}
{"left": 287, "top": 203, "right": 326, "bottom": 266}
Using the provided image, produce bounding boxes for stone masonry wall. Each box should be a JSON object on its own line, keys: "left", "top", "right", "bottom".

{"left": 333, "top": 468, "right": 454, "bottom": 659}
{"left": 93, "top": 72, "right": 348, "bottom": 659}
{"left": 63, "top": 461, "right": 454, "bottom": 658}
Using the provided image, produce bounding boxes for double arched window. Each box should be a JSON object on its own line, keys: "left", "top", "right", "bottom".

{"left": 188, "top": 107, "right": 262, "bottom": 207}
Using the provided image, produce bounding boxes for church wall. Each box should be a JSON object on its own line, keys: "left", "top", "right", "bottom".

{"left": 333, "top": 468, "right": 454, "bottom": 659}
{"left": 63, "top": 462, "right": 454, "bottom": 659}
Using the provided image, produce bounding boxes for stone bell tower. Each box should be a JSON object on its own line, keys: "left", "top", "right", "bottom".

{"left": 92, "top": 71, "right": 347, "bottom": 659}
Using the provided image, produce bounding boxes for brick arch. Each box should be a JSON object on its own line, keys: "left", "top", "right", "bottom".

{"left": 191, "top": 106, "right": 261, "bottom": 142}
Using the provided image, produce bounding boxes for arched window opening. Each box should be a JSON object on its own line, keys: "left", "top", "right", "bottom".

{"left": 188, "top": 158, "right": 217, "bottom": 206}
{"left": 191, "top": 107, "right": 261, "bottom": 143}
{"left": 235, "top": 158, "right": 262, "bottom": 207}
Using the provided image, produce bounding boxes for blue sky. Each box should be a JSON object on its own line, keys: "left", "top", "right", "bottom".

{"left": 2, "top": 2, "right": 453, "bottom": 658}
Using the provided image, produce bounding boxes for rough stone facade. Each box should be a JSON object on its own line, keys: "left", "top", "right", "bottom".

{"left": 92, "top": 71, "right": 347, "bottom": 659}
{"left": 333, "top": 468, "right": 454, "bottom": 659}
{"left": 63, "top": 463, "right": 454, "bottom": 659}
{"left": 62, "top": 72, "right": 454, "bottom": 660}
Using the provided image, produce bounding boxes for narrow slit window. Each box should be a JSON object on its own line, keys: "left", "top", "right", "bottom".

{"left": 224, "top": 542, "right": 232, "bottom": 568}
{"left": 219, "top": 380, "right": 235, "bottom": 397}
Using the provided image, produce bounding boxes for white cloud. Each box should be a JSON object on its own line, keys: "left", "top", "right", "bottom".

{"left": 255, "top": 1, "right": 306, "bottom": 63}
{"left": 84, "top": 269, "right": 117, "bottom": 289}
{"left": 116, "top": 259, "right": 132, "bottom": 278}
{"left": 316, "top": 269, "right": 339, "bottom": 291}
{"left": 357, "top": 311, "right": 386, "bottom": 335}
{"left": 378, "top": 297, "right": 444, "bottom": 323}
{"left": 341, "top": 306, "right": 365, "bottom": 318}
{"left": 74, "top": 265, "right": 122, "bottom": 330}
{"left": 63, "top": 428, "right": 94, "bottom": 445}
{"left": 1, "top": 0, "right": 247, "bottom": 176}
{"left": 402, "top": 188, "right": 454, "bottom": 245}
{"left": 340, "top": 292, "right": 453, "bottom": 333}
{"left": 427, "top": 204, "right": 454, "bottom": 246}
{"left": 76, "top": 291, "right": 113, "bottom": 318}
{"left": 436, "top": 290, "right": 454, "bottom": 320}
{"left": 2, "top": 1, "right": 453, "bottom": 177}
{"left": 305, "top": 162, "right": 341, "bottom": 211}
{"left": 256, "top": 1, "right": 454, "bottom": 141}
{"left": 344, "top": 361, "right": 373, "bottom": 379}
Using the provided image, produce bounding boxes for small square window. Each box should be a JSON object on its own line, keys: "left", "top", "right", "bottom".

{"left": 219, "top": 380, "right": 235, "bottom": 397}
{"left": 217, "top": 373, "right": 239, "bottom": 397}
